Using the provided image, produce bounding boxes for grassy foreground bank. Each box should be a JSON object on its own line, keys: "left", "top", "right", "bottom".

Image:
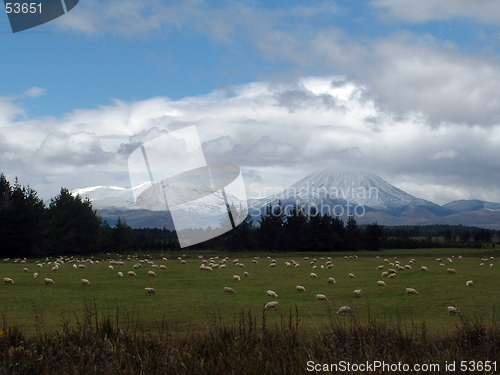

{"left": 1, "top": 303, "right": 499, "bottom": 375}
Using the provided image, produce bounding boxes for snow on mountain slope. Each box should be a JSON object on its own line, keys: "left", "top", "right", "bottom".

{"left": 253, "top": 169, "right": 440, "bottom": 212}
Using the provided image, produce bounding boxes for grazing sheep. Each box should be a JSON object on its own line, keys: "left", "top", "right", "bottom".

{"left": 127, "top": 271, "right": 137, "bottom": 277}
{"left": 479, "top": 263, "right": 484, "bottom": 267}
{"left": 144, "top": 287, "right": 156, "bottom": 295}
{"left": 381, "top": 271, "right": 389, "bottom": 277}
{"left": 267, "top": 290, "right": 278, "bottom": 298}
{"left": 233, "top": 275, "right": 241, "bottom": 282}
{"left": 490, "top": 263, "right": 494, "bottom": 268}
{"left": 3, "top": 277, "right": 14, "bottom": 284}
{"left": 310, "top": 273, "right": 318, "bottom": 278}
{"left": 406, "top": 288, "right": 419, "bottom": 295}
{"left": 33, "top": 272, "right": 38, "bottom": 279}
{"left": 377, "top": 265, "right": 384, "bottom": 270}
{"left": 466, "top": 280, "right": 473, "bottom": 287}
{"left": 148, "top": 271, "right": 156, "bottom": 277}
{"left": 337, "top": 306, "right": 352, "bottom": 315}
{"left": 118, "top": 272, "right": 123, "bottom": 277}
{"left": 160, "top": 265, "right": 167, "bottom": 270}
{"left": 78, "top": 264, "right": 86, "bottom": 269}
{"left": 264, "top": 301, "right": 279, "bottom": 310}
{"left": 327, "top": 277, "right": 336, "bottom": 284}
{"left": 224, "top": 286, "right": 236, "bottom": 294}
{"left": 244, "top": 272, "right": 249, "bottom": 277}
{"left": 348, "top": 273, "right": 355, "bottom": 279}
{"left": 404, "top": 265, "right": 411, "bottom": 270}
{"left": 81, "top": 279, "right": 90, "bottom": 286}
{"left": 377, "top": 280, "right": 386, "bottom": 287}
{"left": 296, "top": 285, "right": 306, "bottom": 292}
{"left": 269, "top": 263, "right": 276, "bottom": 267}
{"left": 353, "top": 289, "right": 362, "bottom": 298}
{"left": 447, "top": 306, "right": 462, "bottom": 316}
{"left": 44, "top": 278, "right": 54, "bottom": 285}
{"left": 316, "top": 294, "right": 328, "bottom": 301}
{"left": 388, "top": 273, "right": 397, "bottom": 279}
{"left": 23, "top": 268, "right": 28, "bottom": 273}
{"left": 421, "top": 266, "right": 428, "bottom": 271}
{"left": 447, "top": 268, "right": 457, "bottom": 274}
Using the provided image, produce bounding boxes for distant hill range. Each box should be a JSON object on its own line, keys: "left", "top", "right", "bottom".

{"left": 71, "top": 169, "right": 500, "bottom": 230}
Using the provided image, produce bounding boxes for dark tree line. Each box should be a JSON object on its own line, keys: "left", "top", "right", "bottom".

{"left": 190, "top": 202, "right": 386, "bottom": 251}
{"left": 1, "top": 175, "right": 496, "bottom": 257}
{"left": 0, "top": 174, "right": 140, "bottom": 258}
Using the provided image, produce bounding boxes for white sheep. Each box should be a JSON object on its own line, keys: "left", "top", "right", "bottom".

{"left": 447, "top": 306, "right": 462, "bottom": 316}
{"left": 118, "top": 272, "right": 123, "bottom": 277}
{"left": 406, "top": 287, "right": 419, "bottom": 295}
{"left": 44, "top": 278, "right": 54, "bottom": 285}
{"left": 466, "top": 280, "right": 473, "bottom": 287}
{"left": 148, "top": 271, "right": 156, "bottom": 277}
{"left": 388, "top": 273, "right": 397, "bottom": 279}
{"left": 3, "top": 277, "right": 14, "bottom": 284}
{"left": 296, "top": 285, "right": 306, "bottom": 292}
{"left": 33, "top": 272, "right": 38, "bottom": 279}
{"left": 78, "top": 264, "right": 86, "bottom": 269}
{"left": 421, "top": 266, "right": 428, "bottom": 271}
{"left": 244, "top": 272, "right": 249, "bottom": 277}
{"left": 310, "top": 273, "right": 318, "bottom": 278}
{"left": 224, "top": 286, "right": 236, "bottom": 294}
{"left": 81, "top": 278, "right": 90, "bottom": 286}
{"left": 447, "top": 268, "right": 457, "bottom": 274}
{"left": 128, "top": 271, "right": 137, "bottom": 277}
{"left": 381, "top": 271, "right": 389, "bottom": 277}
{"left": 316, "top": 294, "right": 328, "bottom": 301}
{"left": 160, "top": 265, "right": 167, "bottom": 270}
{"left": 377, "top": 280, "right": 386, "bottom": 287}
{"left": 337, "top": 306, "right": 352, "bottom": 315}
{"left": 353, "top": 289, "right": 362, "bottom": 297}
{"left": 348, "top": 273, "right": 355, "bottom": 279}
{"left": 327, "top": 277, "right": 336, "bottom": 284}
{"left": 264, "top": 301, "right": 279, "bottom": 310}
{"left": 233, "top": 275, "right": 241, "bottom": 281}
{"left": 267, "top": 290, "right": 278, "bottom": 298}
{"left": 144, "top": 287, "right": 156, "bottom": 295}
{"left": 23, "top": 268, "right": 28, "bottom": 273}
{"left": 377, "top": 265, "right": 384, "bottom": 270}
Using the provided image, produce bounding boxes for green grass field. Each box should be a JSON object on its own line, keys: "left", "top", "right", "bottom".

{"left": 2, "top": 248, "right": 499, "bottom": 337}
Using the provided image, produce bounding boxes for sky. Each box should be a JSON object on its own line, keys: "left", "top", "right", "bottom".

{"left": 2, "top": 0, "right": 500, "bottom": 205}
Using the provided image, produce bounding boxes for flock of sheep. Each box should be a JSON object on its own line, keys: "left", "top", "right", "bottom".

{"left": 2, "top": 252, "right": 496, "bottom": 319}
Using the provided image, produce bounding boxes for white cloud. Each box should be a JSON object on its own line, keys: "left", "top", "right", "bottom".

{"left": 431, "top": 149, "right": 457, "bottom": 160}
{"left": 2, "top": 77, "right": 500, "bottom": 204}
{"left": 23, "top": 87, "right": 46, "bottom": 98}
{"left": 371, "top": 0, "right": 500, "bottom": 24}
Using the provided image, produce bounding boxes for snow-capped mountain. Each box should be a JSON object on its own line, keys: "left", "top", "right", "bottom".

{"left": 71, "top": 168, "right": 500, "bottom": 229}
{"left": 72, "top": 185, "right": 138, "bottom": 210}
{"left": 248, "top": 169, "right": 449, "bottom": 218}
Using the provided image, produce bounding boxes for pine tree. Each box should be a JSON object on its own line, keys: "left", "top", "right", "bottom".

{"left": 48, "top": 188, "right": 102, "bottom": 254}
